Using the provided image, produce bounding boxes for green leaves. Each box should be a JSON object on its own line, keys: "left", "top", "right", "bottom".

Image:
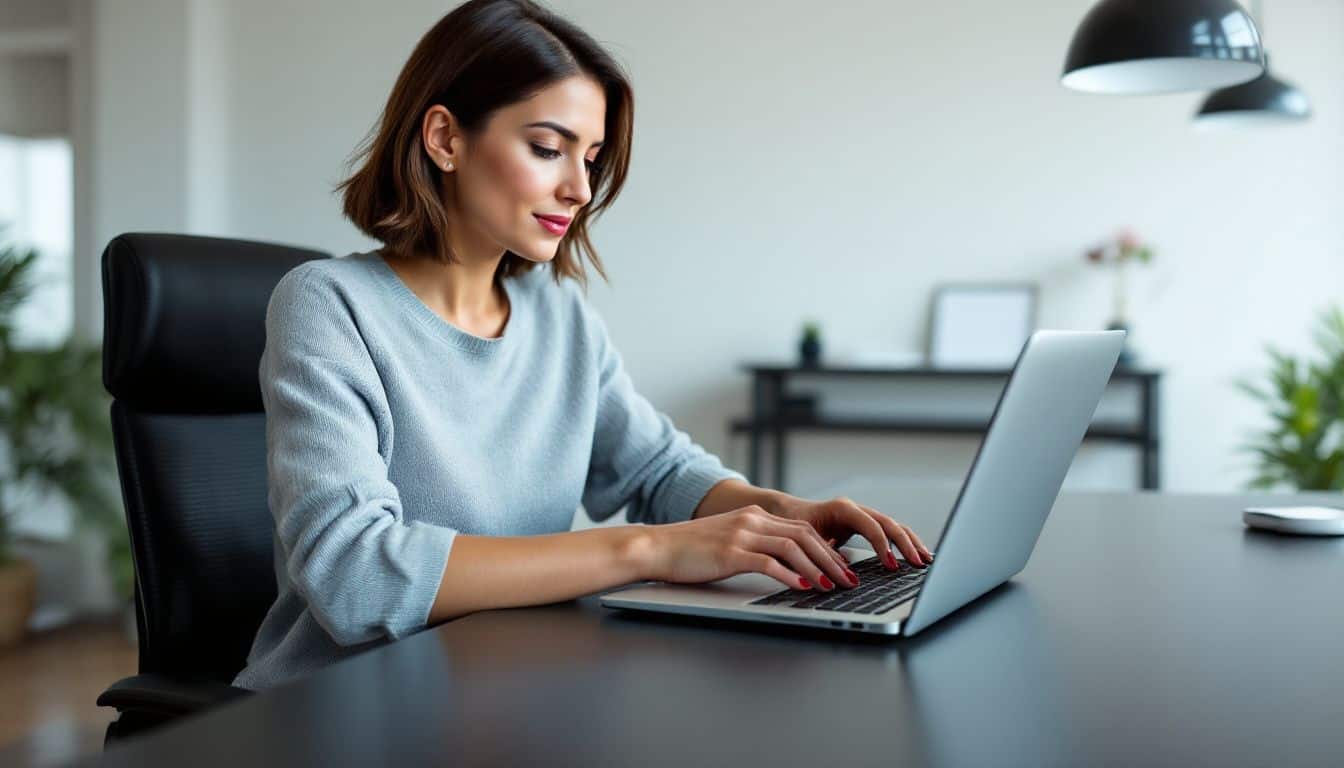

{"left": 0, "top": 233, "right": 129, "bottom": 594}
{"left": 0, "top": 243, "right": 38, "bottom": 320}
{"left": 1088, "top": 231, "right": 1156, "bottom": 265}
{"left": 1236, "top": 305, "right": 1344, "bottom": 492}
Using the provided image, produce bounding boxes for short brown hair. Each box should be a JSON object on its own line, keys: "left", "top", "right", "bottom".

{"left": 337, "top": 0, "right": 634, "bottom": 287}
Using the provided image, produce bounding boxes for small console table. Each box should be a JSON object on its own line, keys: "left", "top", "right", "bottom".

{"left": 729, "top": 364, "right": 1162, "bottom": 493}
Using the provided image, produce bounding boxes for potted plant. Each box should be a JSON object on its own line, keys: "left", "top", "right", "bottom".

{"left": 1235, "top": 305, "right": 1344, "bottom": 490}
{"left": 0, "top": 235, "right": 131, "bottom": 649}
{"left": 1086, "top": 229, "right": 1154, "bottom": 366}
{"left": 798, "top": 320, "right": 823, "bottom": 368}
{"left": 0, "top": 510, "right": 38, "bottom": 649}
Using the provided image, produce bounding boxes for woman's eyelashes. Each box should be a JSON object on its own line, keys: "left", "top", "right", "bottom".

{"left": 529, "top": 143, "right": 598, "bottom": 171}
{"left": 528, "top": 143, "right": 560, "bottom": 159}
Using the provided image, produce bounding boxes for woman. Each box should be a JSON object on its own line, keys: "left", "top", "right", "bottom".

{"left": 235, "top": 0, "right": 932, "bottom": 690}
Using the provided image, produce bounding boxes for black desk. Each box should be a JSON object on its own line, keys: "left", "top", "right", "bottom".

{"left": 731, "top": 364, "right": 1163, "bottom": 492}
{"left": 96, "top": 481, "right": 1344, "bottom": 767}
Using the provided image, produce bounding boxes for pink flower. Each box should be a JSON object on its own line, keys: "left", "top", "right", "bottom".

{"left": 1117, "top": 229, "right": 1141, "bottom": 251}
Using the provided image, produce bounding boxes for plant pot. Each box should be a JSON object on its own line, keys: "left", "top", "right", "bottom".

{"left": 0, "top": 557, "right": 37, "bottom": 650}
{"left": 1106, "top": 320, "right": 1134, "bottom": 367}
{"left": 799, "top": 337, "right": 822, "bottom": 368}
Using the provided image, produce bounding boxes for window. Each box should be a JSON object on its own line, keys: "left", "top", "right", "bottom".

{"left": 0, "top": 133, "right": 74, "bottom": 347}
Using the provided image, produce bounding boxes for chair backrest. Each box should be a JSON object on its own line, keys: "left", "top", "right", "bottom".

{"left": 102, "top": 233, "right": 329, "bottom": 683}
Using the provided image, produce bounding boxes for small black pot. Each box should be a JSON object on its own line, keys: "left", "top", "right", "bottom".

{"left": 1106, "top": 321, "right": 1134, "bottom": 367}
{"left": 799, "top": 336, "right": 822, "bottom": 368}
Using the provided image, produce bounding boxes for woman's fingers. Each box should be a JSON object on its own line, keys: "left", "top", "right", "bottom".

{"left": 770, "top": 516, "right": 857, "bottom": 583}
{"left": 861, "top": 505, "right": 934, "bottom": 563}
{"left": 734, "top": 506, "right": 851, "bottom": 586}
{"left": 747, "top": 511, "right": 849, "bottom": 583}
{"left": 857, "top": 504, "right": 929, "bottom": 566}
{"left": 827, "top": 535, "right": 855, "bottom": 558}
{"left": 747, "top": 532, "right": 847, "bottom": 591}
{"left": 826, "top": 536, "right": 850, "bottom": 563}
{"left": 905, "top": 526, "right": 934, "bottom": 562}
{"left": 736, "top": 552, "right": 811, "bottom": 591}
{"left": 831, "top": 499, "right": 913, "bottom": 569}
{"left": 801, "top": 525, "right": 854, "bottom": 574}
{"left": 885, "top": 522, "right": 924, "bottom": 568}
{"left": 767, "top": 519, "right": 858, "bottom": 587}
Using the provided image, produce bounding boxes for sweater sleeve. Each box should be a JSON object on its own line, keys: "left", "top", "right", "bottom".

{"left": 260, "top": 268, "right": 456, "bottom": 647}
{"left": 578, "top": 297, "right": 746, "bottom": 526}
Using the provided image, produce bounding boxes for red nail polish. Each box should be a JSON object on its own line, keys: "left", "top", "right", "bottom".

{"left": 818, "top": 574, "right": 834, "bottom": 590}
{"left": 844, "top": 568, "right": 858, "bottom": 584}
{"left": 798, "top": 577, "right": 812, "bottom": 590}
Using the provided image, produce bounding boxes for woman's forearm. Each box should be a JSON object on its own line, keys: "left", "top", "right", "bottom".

{"left": 693, "top": 478, "right": 791, "bottom": 519}
{"left": 427, "top": 480, "right": 796, "bottom": 626}
{"left": 426, "top": 525, "right": 655, "bottom": 625}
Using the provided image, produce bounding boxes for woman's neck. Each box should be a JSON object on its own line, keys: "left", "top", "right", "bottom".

{"left": 382, "top": 248, "right": 511, "bottom": 338}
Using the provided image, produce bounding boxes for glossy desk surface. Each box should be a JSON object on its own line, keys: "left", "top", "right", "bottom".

{"left": 97, "top": 481, "right": 1344, "bottom": 767}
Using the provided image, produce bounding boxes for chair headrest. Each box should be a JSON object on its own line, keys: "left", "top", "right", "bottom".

{"left": 102, "top": 233, "right": 330, "bottom": 413}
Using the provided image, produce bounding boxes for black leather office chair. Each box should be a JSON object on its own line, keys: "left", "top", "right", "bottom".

{"left": 96, "top": 233, "right": 329, "bottom": 743}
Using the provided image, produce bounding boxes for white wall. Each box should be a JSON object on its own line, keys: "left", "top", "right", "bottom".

{"left": 84, "top": 0, "right": 1344, "bottom": 503}
{"left": 0, "top": 55, "right": 68, "bottom": 137}
{"left": 87, "top": 0, "right": 189, "bottom": 261}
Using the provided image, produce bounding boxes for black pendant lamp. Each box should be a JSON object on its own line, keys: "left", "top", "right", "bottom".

{"left": 1194, "top": 3, "right": 1310, "bottom": 125}
{"left": 1062, "top": 0, "right": 1266, "bottom": 94}
{"left": 1193, "top": 61, "right": 1310, "bottom": 124}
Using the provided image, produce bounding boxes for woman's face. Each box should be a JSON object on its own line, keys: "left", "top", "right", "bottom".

{"left": 429, "top": 75, "right": 607, "bottom": 265}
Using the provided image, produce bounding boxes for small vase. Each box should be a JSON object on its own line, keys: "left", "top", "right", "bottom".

{"left": 799, "top": 336, "right": 822, "bottom": 368}
{"left": 1107, "top": 320, "right": 1134, "bottom": 367}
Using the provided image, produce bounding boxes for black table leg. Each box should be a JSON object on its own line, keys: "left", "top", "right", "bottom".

{"left": 767, "top": 373, "right": 787, "bottom": 492}
{"left": 1141, "top": 377, "right": 1161, "bottom": 490}
{"left": 773, "top": 425, "right": 787, "bottom": 493}
{"left": 748, "top": 372, "right": 768, "bottom": 484}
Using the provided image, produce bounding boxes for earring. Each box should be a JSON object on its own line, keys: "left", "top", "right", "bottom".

{"left": 443, "top": 161, "right": 454, "bottom": 171}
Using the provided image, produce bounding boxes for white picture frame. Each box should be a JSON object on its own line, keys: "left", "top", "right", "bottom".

{"left": 926, "top": 284, "right": 1038, "bottom": 369}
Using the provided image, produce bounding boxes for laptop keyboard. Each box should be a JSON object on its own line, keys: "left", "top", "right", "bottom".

{"left": 748, "top": 556, "right": 927, "bottom": 615}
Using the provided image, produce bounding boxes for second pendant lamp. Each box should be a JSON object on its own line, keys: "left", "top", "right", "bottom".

{"left": 1194, "top": 1, "right": 1310, "bottom": 125}
{"left": 1193, "top": 62, "right": 1311, "bottom": 125}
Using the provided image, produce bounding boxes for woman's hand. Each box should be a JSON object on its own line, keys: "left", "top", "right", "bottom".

{"left": 773, "top": 496, "right": 935, "bottom": 569}
{"left": 640, "top": 505, "right": 861, "bottom": 592}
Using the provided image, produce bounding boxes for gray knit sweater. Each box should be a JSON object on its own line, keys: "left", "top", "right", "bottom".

{"left": 233, "top": 251, "right": 743, "bottom": 690}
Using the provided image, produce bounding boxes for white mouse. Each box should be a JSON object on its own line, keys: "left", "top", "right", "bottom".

{"left": 1243, "top": 506, "right": 1344, "bottom": 537}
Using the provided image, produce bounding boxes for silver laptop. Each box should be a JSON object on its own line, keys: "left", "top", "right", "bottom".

{"left": 600, "top": 330, "right": 1125, "bottom": 637}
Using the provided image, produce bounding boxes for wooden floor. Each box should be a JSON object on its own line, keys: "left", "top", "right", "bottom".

{"left": 0, "top": 620, "right": 137, "bottom": 767}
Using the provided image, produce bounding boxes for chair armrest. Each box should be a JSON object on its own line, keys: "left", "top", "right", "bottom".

{"left": 97, "top": 674, "right": 251, "bottom": 717}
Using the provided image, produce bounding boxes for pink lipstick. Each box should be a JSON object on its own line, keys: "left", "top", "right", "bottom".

{"left": 534, "top": 214, "right": 570, "bottom": 235}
